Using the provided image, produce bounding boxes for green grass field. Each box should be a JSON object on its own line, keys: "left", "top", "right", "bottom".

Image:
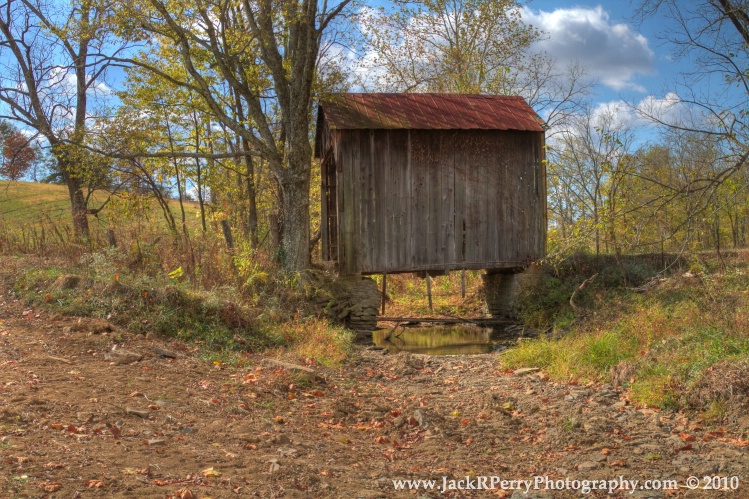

{"left": 0, "top": 180, "right": 201, "bottom": 234}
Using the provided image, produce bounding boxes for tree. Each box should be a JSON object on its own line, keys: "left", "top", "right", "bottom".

{"left": 1, "top": 130, "right": 36, "bottom": 179}
{"left": 634, "top": 0, "right": 749, "bottom": 187}
{"left": 357, "top": 0, "right": 540, "bottom": 93}
{"left": 547, "top": 106, "right": 635, "bottom": 255}
{"left": 0, "top": 0, "right": 125, "bottom": 237}
{"left": 115, "top": 0, "right": 352, "bottom": 271}
{"left": 356, "top": 0, "right": 592, "bottom": 133}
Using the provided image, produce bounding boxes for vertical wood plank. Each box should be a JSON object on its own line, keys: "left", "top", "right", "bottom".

{"left": 442, "top": 131, "right": 456, "bottom": 265}
{"left": 321, "top": 144, "right": 329, "bottom": 262}
{"left": 411, "top": 131, "right": 427, "bottom": 267}
{"left": 341, "top": 130, "right": 356, "bottom": 274}
{"left": 404, "top": 130, "right": 413, "bottom": 271}
{"left": 453, "top": 131, "right": 466, "bottom": 266}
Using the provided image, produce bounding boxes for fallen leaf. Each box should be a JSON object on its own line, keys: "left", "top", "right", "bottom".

{"left": 609, "top": 459, "right": 627, "bottom": 467}
{"left": 679, "top": 432, "right": 696, "bottom": 442}
{"left": 86, "top": 480, "right": 105, "bottom": 488}
{"left": 172, "top": 488, "right": 196, "bottom": 499}
{"left": 38, "top": 482, "right": 62, "bottom": 492}
{"left": 201, "top": 467, "right": 222, "bottom": 477}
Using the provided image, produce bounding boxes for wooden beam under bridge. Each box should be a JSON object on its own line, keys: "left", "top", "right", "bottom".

{"left": 377, "top": 317, "right": 517, "bottom": 326}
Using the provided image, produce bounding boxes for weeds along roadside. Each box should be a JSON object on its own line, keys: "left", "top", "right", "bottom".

{"left": 0, "top": 217, "right": 354, "bottom": 368}
{"left": 504, "top": 251, "right": 749, "bottom": 420}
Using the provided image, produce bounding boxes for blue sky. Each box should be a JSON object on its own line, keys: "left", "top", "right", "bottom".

{"left": 521, "top": 1, "right": 687, "bottom": 127}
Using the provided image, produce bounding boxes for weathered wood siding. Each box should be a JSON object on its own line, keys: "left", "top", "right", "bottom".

{"left": 327, "top": 129, "right": 546, "bottom": 275}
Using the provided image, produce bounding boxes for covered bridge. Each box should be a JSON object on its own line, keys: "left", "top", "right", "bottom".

{"left": 315, "top": 93, "right": 547, "bottom": 278}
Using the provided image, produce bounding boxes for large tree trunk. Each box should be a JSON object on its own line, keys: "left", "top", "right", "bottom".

{"left": 280, "top": 166, "right": 311, "bottom": 271}
{"left": 243, "top": 140, "right": 259, "bottom": 248}
{"left": 64, "top": 172, "right": 90, "bottom": 239}
{"left": 277, "top": 101, "right": 314, "bottom": 271}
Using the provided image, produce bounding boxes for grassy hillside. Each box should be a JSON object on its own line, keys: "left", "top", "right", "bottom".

{"left": 503, "top": 251, "right": 749, "bottom": 417}
{"left": 0, "top": 181, "right": 72, "bottom": 224}
{"left": 0, "top": 181, "right": 202, "bottom": 250}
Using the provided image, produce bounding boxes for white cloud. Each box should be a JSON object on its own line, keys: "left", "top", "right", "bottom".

{"left": 592, "top": 99, "right": 637, "bottom": 128}
{"left": 636, "top": 92, "right": 684, "bottom": 123}
{"left": 521, "top": 6, "right": 654, "bottom": 92}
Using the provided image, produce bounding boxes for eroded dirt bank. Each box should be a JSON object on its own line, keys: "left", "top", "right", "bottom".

{"left": 0, "top": 295, "right": 747, "bottom": 498}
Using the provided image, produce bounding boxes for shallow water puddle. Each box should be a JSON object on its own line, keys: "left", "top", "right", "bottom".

{"left": 372, "top": 325, "right": 517, "bottom": 355}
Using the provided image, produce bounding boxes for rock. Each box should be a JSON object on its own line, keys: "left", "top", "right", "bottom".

{"left": 147, "top": 439, "right": 166, "bottom": 446}
{"left": 277, "top": 447, "right": 298, "bottom": 457}
{"left": 413, "top": 409, "right": 428, "bottom": 429}
{"left": 577, "top": 461, "right": 599, "bottom": 471}
{"left": 271, "top": 434, "right": 291, "bottom": 445}
{"left": 261, "top": 358, "right": 325, "bottom": 384}
{"left": 125, "top": 407, "right": 150, "bottom": 418}
{"left": 389, "top": 352, "right": 424, "bottom": 376}
{"left": 105, "top": 348, "right": 142, "bottom": 365}
{"left": 71, "top": 318, "right": 115, "bottom": 334}
{"left": 694, "top": 462, "right": 719, "bottom": 476}
{"left": 76, "top": 412, "right": 94, "bottom": 423}
{"left": 267, "top": 458, "right": 280, "bottom": 473}
{"left": 564, "top": 391, "right": 583, "bottom": 401}
{"left": 154, "top": 347, "right": 178, "bottom": 358}
{"left": 513, "top": 367, "right": 540, "bottom": 375}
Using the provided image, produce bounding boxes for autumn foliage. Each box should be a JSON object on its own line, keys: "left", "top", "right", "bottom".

{"left": 0, "top": 131, "right": 35, "bottom": 180}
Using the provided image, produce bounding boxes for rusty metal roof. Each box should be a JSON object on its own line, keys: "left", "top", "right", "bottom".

{"left": 319, "top": 93, "right": 545, "bottom": 132}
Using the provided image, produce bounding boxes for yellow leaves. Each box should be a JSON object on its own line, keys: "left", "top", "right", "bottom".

{"left": 168, "top": 266, "right": 184, "bottom": 279}
{"left": 200, "top": 467, "right": 221, "bottom": 477}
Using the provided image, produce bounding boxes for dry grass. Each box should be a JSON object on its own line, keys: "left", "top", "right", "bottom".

{"left": 502, "top": 251, "right": 749, "bottom": 414}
